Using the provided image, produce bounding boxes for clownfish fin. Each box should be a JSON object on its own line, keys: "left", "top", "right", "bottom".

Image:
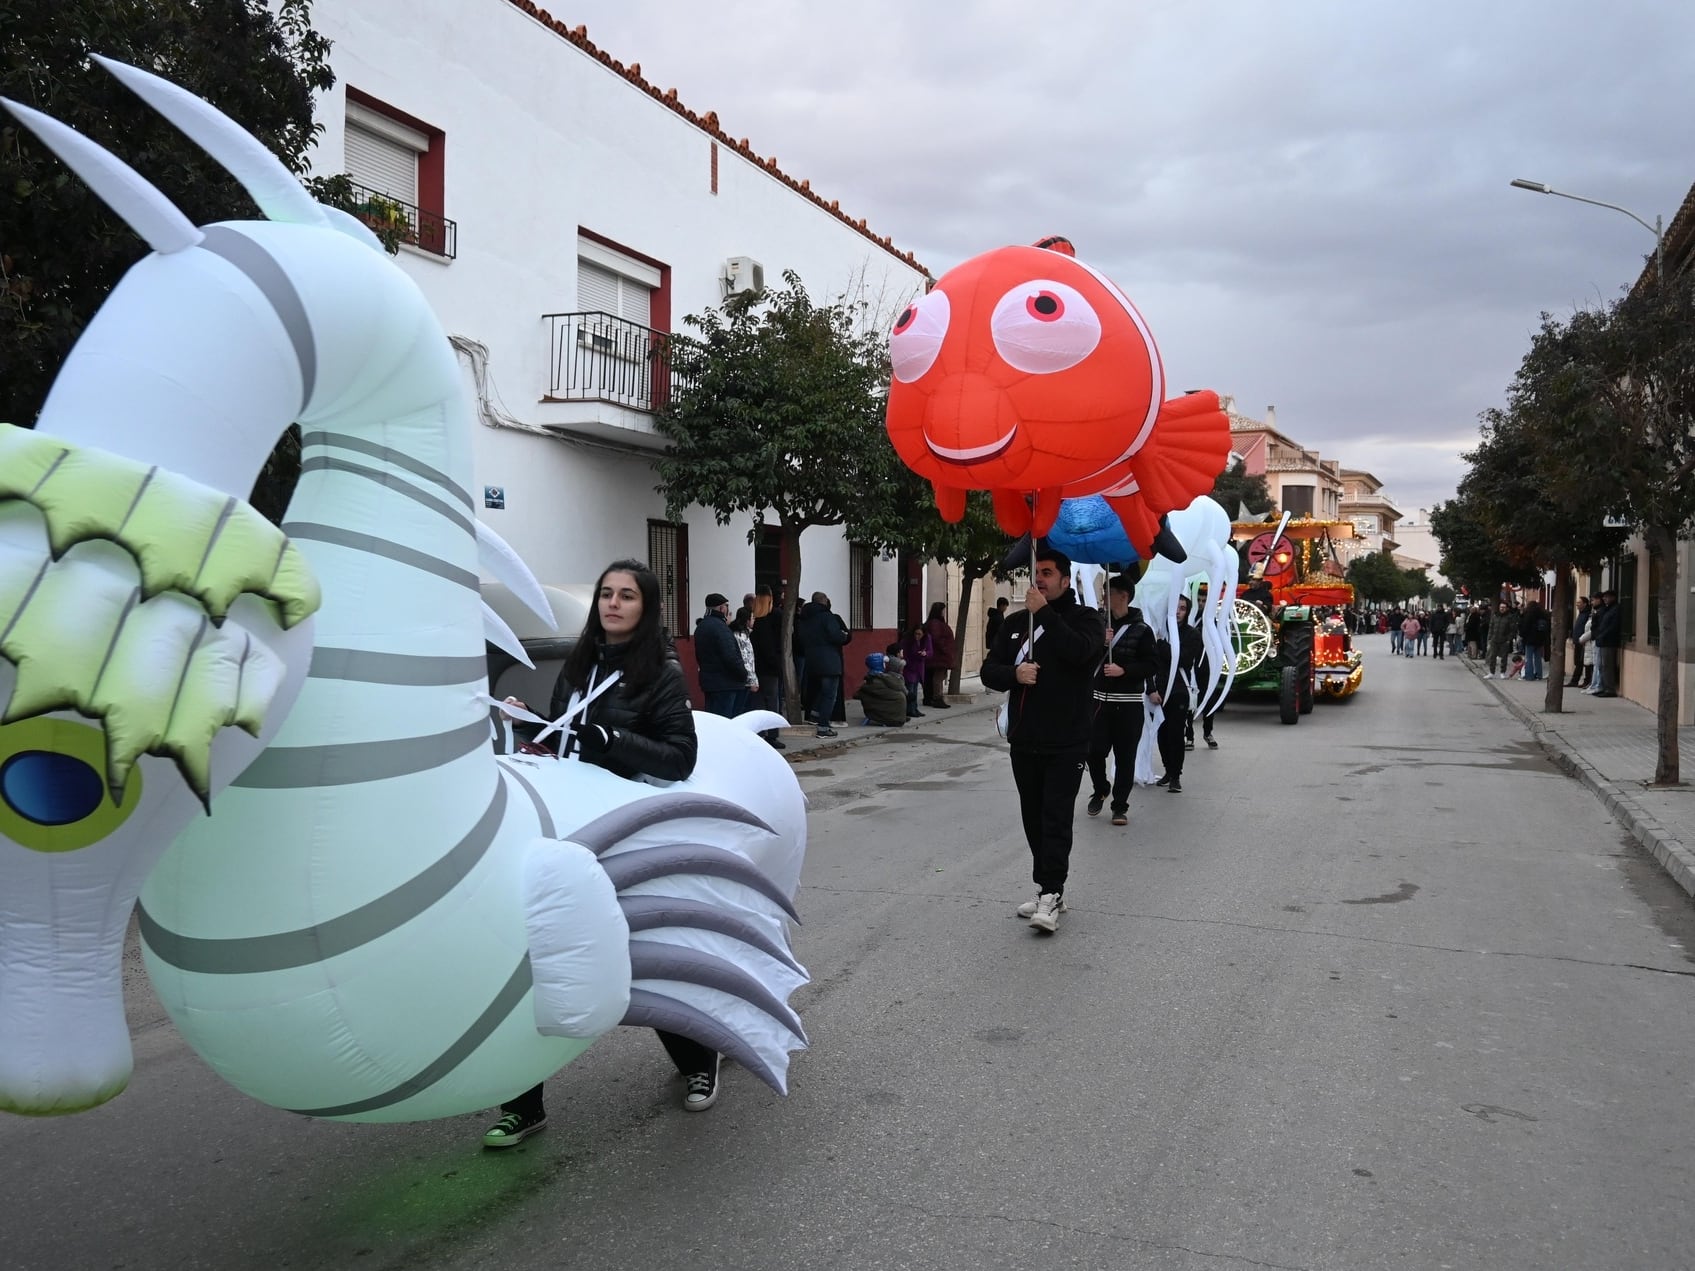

{"left": 1103, "top": 493, "right": 1161, "bottom": 561}
{"left": 1134, "top": 391, "right": 1232, "bottom": 516}
{"left": 992, "top": 489, "right": 1034, "bottom": 537}
{"left": 932, "top": 483, "right": 967, "bottom": 523}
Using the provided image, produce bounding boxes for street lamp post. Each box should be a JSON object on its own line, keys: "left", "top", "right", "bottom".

{"left": 1510, "top": 178, "right": 1664, "bottom": 284}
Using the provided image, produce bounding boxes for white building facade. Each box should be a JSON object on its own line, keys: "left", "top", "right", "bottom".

{"left": 306, "top": 0, "right": 930, "bottom": 687}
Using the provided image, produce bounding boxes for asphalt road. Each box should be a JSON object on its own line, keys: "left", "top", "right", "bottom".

{"left": 4, "top": 645, "right": 1694, "bottom": 1270}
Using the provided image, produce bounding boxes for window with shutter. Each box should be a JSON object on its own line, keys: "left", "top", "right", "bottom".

{"left": 346, "top": 120, "right": 421, "bottom": 205}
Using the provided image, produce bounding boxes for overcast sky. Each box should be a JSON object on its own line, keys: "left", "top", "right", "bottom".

{"left": 557, "top": 1, "right": 1692, "bottom": 515}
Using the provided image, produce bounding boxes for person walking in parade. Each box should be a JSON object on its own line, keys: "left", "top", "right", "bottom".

{"left": 486, "top": 559, "right": 718, "bottom": 1147}
{"left": 1086, "top": 575, "right": 1157, "bottom": 828}
{"left": 1151, "top": 593, "right": 1203, "bottom": 793}
{"left": 981, "top": 546, "right": 1104, "bottom": 933}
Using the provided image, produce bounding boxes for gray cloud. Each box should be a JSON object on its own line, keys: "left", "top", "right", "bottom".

{"left": 561, "top": 0, "right": 1694, "bottom": 512}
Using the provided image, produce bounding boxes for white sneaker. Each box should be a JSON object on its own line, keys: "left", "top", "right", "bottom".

{"left": 1028, "top": 893, "right": 1063, "bottom": 932}
{"left": 1017, "top": 893, "right": 1069, "bottom": 919}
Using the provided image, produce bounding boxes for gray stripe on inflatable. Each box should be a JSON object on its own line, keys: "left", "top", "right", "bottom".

{"left": 298, "top": 455, "right": 475, "bottom": 537}
{"left": 499, "top": 761, "right": 557, "bottom": 838}
{"left": 570, "top": 794, "right": 774, "bottom": 856}
{"left": 280, "top": 521, "right": 479, "bottom": 592}
{"left": 233, "top": 714, "right": 490, "bottom": 789}
{"left": 619, "top": 895, "right": 803, "bottom": 973}
{"left": 308, "top": 646, "right": 487, "bottom": 687}
{"left": 200, "top": 226, "right": 316, "bottom": 406}
{"left": 627, "top": 940, "right": 807, "bottom": 1044}
{"left": 599, "top": 843, "right": 800, "bottom": 923}
{"left": 139, "top": 778, "right": 508, "bottom": 973}
{"left": 621, "top": 987, "right": 782, "bottom": 1093}
{"left": 286, "top": 953, "right": 535, "bottom": 1118}
{"left": 299, "top": 430, "right": 475, "bottom": 510}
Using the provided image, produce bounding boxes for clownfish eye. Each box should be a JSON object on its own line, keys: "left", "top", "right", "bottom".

{"left": 0, "top": 718, "right": 143, "bottom": 853}
{"left": 990, "top": 279, "right": 1101, "bottom": 374}
{"left": 889, "top": 289, "right": 951, "bottom": 383}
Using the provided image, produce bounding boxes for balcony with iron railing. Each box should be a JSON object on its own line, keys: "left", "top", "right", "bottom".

{"left": 543, "top": 311, "right": 699, "bottom": 417}
{"left": 349, "top": 181, "right": 456, "bottom": 259}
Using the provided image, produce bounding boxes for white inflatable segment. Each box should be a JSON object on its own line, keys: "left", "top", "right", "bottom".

{"left": 523, "top": 839, "right": 632, "bottom": 1038}
{"left": 475, "top": 521, "right": 554, "bottom": 631}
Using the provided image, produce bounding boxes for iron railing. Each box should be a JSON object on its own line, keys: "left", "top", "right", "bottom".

{"left": 348, "top": 181, "right": 457, "bottom": 259}
{"left": 544, "top": 311, "right": 697, "bottom": 413}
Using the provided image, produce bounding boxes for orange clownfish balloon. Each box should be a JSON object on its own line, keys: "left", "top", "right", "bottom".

{"left": 884, "top": 242, "right": 1230, "bottom": 562}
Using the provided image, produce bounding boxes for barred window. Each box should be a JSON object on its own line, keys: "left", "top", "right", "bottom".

{"left": 647, "top": 520, "right": 689, "bottom": 640}
{"left": 1617, "top": 552, "right": 1637, "bottom": 643}
{"left": 849, "top": 543, "right": 873, "bottom": 630}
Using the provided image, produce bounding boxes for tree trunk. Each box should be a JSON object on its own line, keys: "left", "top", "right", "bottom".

{"left": 1544, "top": 564, "right": 1569, "bottom": 715}
{"left": 1649, "top": 525, "right": 1681, "bottom": 786}
{"left": 778, "top": 523, "right": 805, "bottom": 724}
{"left": 949, "top": 565, "right": 987, "bottom": 695}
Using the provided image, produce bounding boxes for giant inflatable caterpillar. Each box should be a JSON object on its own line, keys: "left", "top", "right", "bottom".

{"left": 0, "top": 60, "right": 806, "bottom": 1120}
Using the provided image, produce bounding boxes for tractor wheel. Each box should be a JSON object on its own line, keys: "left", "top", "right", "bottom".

{"left": 1279, "top": 664, "right": 1300, "bottom": 724}
{"left": 1281, "top": 620, "right": 1316, "bottom": 715}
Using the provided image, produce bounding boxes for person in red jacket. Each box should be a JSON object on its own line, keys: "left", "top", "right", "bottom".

{"left": 923, "top": 602, "right": 956, "bottom": 708}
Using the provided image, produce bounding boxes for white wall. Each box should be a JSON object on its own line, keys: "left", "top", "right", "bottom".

{"left": 309, "top": 0, "right": 927, "bottom": 612}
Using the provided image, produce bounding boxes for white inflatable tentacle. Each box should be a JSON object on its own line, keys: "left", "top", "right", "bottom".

{"left": 482, "top": 600, "right": 535, "bottom": 669}
{"left": 93, "top": 56, "right": 330, "bottom": 228}
{"left": 0, "top": 99, "right": 202, "bottom": 254}
{"left": 476, "top": 520, "right": 555, "bottom": 631}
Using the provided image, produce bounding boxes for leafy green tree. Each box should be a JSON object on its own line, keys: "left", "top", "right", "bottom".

{"left": 1542, "top": 273, "right": 1695, "bottom": 782}
{"left": 1345, "top": 550, "right": 1410, "bottom": 603}
{"left": 1430, "top": 584, "right": 1456, "bottom": 607}
{"left": 1210, "top": 458, "right": 1274, "bottom": 520}
{"left": 655, "top": 271, "right": 903, "bottom": 716}
{"left": 1429, "top": 495, "right": 1539, "bottom": 600}
{"left": 2, "top": 0, "right": 397, "bottom": 522}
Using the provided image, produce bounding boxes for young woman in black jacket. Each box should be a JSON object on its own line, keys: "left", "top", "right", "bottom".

{"left": 484, "top": 558, "right": 714, "bottom": 1149}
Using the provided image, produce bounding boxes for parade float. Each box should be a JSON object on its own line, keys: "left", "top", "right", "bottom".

{"left": 1225, "top": 516, "right": 1364, "bottom": 723}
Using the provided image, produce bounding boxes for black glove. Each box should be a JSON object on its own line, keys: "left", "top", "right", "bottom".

{"left": 574, "top": 723, "right": 613, "bottom": 759}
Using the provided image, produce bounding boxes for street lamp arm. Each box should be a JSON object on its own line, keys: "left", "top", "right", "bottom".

{"left": 1511, "top": 179, "right": 1664, "bottom": 282}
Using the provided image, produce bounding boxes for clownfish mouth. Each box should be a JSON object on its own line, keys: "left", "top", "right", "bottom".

{"left": 924, "top": 426, "right": 1017, "bottom": 465}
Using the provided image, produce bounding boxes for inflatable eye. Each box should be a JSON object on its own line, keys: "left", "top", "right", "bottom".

{"left": 889, "top": 289, "right": 951, "bottom": 384}
{"left": 990, "top": 279, "right": 1101, "bottom": 374}
{"left": 0, "top": 718, "right": 142, "bottom": 853}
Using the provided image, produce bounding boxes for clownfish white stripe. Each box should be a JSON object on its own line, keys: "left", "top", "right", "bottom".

{"left": 280, "top": 522, "right": 479, "bottom": 591}
{"left": 233, "top": 715, "right": 490, "bottom": 788}
{"left": 298, "top": 455, "right": 476, "bottom": 536}
{"left": 300, "top": 431, "right": 474, "bottom": 510}
{"left": 285, "top": 953, "right": 536, "bottom": 1118}
{"left": 1068, "top": 256, "right": 1164, "bottom": 464}
{"left": 308, "top": 647, "right": 488, "bottom": 686}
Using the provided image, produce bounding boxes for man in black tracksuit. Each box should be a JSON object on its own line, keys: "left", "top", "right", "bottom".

{"left": 981, "top": 546, "right": 1104, "bottom": 933}
{"left": 1086, "top": 575, "right": 1156, "bottom": 828}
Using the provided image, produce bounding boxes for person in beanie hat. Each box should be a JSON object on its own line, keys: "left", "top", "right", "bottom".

{"left": 856, "top": 651, "right": 909, "bottom": 726}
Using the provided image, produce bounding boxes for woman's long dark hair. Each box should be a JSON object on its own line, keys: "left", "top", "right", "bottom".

{"left": 561, "top": 558, "right": 668, "bottom": 692}
{"left": 927, "top": 601, "right": 947, "bottom": 622}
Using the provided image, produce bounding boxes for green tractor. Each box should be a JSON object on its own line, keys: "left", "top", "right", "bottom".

{"left": 1226, "top": 597, "right": 1314, "bottom": 725}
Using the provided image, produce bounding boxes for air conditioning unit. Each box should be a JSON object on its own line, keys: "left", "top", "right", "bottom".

{"left": 723, "top": 256, "right": 765, "bottom": 295}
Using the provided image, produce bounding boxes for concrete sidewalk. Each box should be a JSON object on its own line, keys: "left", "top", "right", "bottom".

{"left": 767, "top": 683, "right": 1002, "bottom": 761}
{"left": 1468, "top": 656, "right": 1695, "bottom": 899}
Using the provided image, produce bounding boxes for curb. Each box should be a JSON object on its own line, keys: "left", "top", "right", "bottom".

{"left": 778, "top": 694, "right": 1001, "bottom": 761}
{"left": 1469, "top": 660, "right": 1695, "bottom": 899}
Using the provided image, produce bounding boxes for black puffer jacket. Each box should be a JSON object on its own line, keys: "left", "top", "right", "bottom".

{"left": 547, "top": 642, "right": 697, "bottom": 782}
{"left": 980, "top": 589, "right": 1104, "bottom": 752}
{"left": 1152, "top": 622, "right": 1204, "bottom": 711}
